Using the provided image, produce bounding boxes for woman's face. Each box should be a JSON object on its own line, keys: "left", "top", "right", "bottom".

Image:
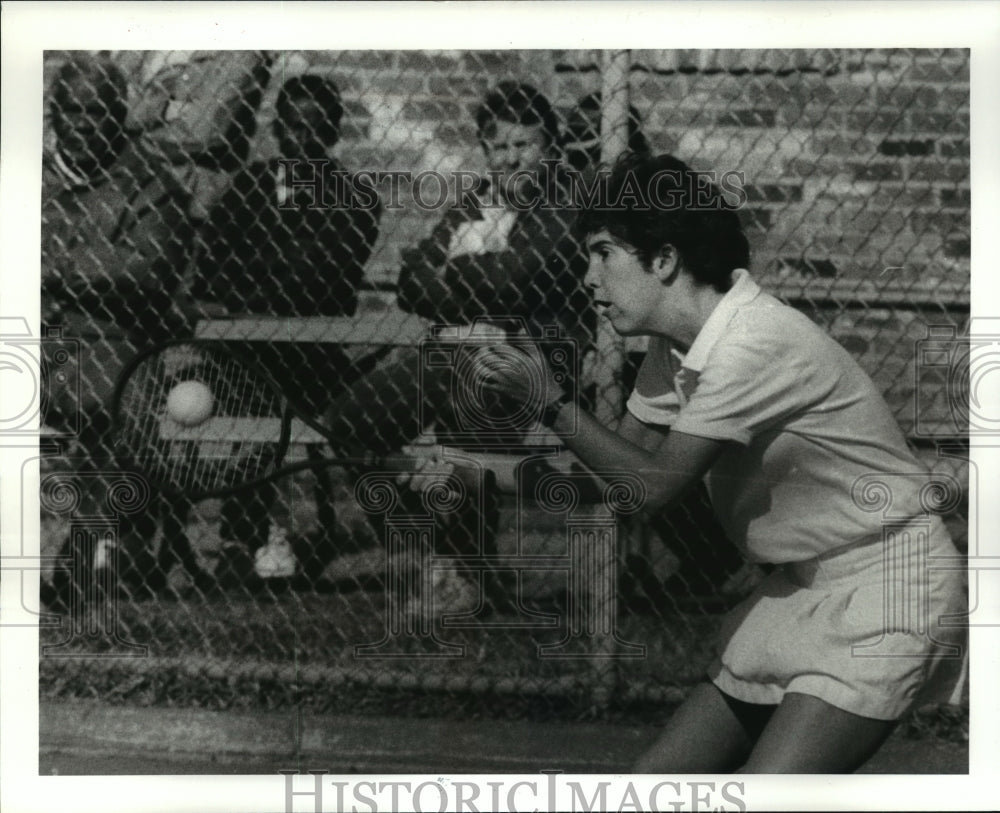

{"left": 583, "top": 230, "right": 666, "bottom": 336}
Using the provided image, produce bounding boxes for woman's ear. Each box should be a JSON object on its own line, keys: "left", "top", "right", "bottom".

{"left": 651, "top": 245, "right": 681, "bottom": 285}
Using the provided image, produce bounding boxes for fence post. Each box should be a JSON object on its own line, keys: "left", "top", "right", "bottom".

{"left": 593, "top": 49, "right": 631, "bottom": 426}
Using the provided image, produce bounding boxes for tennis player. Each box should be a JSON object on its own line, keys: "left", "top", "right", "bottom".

{"left": 480, "top": 152, "right": 966, "bottom": 773}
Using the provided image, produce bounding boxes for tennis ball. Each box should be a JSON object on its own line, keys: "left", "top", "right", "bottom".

{"left": 166, "top": 380, "right": 214, "bottom": 426}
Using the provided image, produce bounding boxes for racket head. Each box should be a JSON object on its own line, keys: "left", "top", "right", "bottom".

{"left": 111, "top": 340, "right": 293, "bottom": 500}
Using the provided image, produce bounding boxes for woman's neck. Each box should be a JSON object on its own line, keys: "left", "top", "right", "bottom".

{"left": 650, "top": 279, "right": 728, "bottom": 349}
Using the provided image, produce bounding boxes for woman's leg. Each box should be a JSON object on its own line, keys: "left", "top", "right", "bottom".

{"left": 741, "top": 692, "right": 897, "bottom": 773}
{"left": 632, "top": 682, "right": 759, "bottom": 773}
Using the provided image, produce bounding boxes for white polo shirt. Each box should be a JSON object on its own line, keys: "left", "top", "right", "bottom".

{"left": 627, "top": 270, "right": 928, "bottom": 563}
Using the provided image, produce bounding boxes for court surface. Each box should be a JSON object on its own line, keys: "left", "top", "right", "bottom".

{"left": 39, "top": 701, "right": 968, "bottom": 775}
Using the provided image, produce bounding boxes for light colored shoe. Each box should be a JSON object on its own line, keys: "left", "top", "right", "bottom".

{"left": 254, "top": 527, "right": 297, "bottom": 579}
{"left": 432, "top": 569, "right": 481, "bottom": 616}
{"left": 402, "top": 569, "right": 481, "bottom": 621}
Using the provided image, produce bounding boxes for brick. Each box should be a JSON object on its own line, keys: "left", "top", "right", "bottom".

{"left": 462, "top": 51, "right": 527, "bottom": 73}
{"left": 363, "top": 73, "right": 428, "bottom": 95}
{"left": 869, "top": 186, "right": 937, "bottom": 210}
{"left": 844, "top": 210, "right": 907, "bottom": 234}
{"left": 716, "top": 109, "right": 777, "bottom": 127}
{"left": 911, "top": 211, "right": 969, "bottom": 236}
{"left": 398, "top": 51, "right": 461, "bottom": 73}
{"left": 878, "top": 139, "right": 936, "bottom": 157}
{"left": 813, "top": 83, "right": 870, "bottom": 107}
{"left": 909, "top": 61, "right": 970, "bottom": 83}
{"left": 745, "top": 184, "right": 804, "bottom": 203}
{"left": 908, "top": 110, "right": 969, "bottom": 133}
{"left": 402, "top": 100, "right": 469, "bottom": 122}
{"left": 784, "top": 79, "right": 840, "bottom": 106}
{"left": 846, "top": 108, "right": 906, "bottom": 132}
{"left": 698, "top": 73, "right": 753, "bottom": 102}
{"left": 778, "top": 104, "right": 843, "bottom": 128}
{"left": 428, "top": 75, "right": 486, "bottom": 98}
{"left": 907, "top": 162, "right": 970, "bottom": 183}
{"left": 337, "top": 52, "right": 396, "bottom": 70}
{"left": 810, "top": 133, "right": 878, "bottom": 156}
{"left": 789, "top": 156, "right": 847, "bottom": 178}
{"left": 945, "top": 237, "right": 971, "bottom": 258}
{"left": 632, "top": 73, "right": 691, "bottom": 102}
{"left": 850, "top": 162, "right": 904, "bottom": 182}
{"left": 874, "top": 85, "right": 940, "bottom": 109}
{"left": 553, "top": 75, "right": 601, "bottom": 104}
{"left": 553, "top": 49, "right": 601, "bottom": 70}
{"left": 435, "top": 122, "right": 478, "bottom": 146}
{"left": 653, "top": 107, "right": 718, "bottom": 129}
{"left": 316, "top": 71, "right": 365, "bottom": 94}
{"left": 939, "top": 187, "right": 971, "bottom": 208}
{"left": 749, "top": 77, "right": 808, "bottom": 107}
{"left": 938, "top": 139, "right": 969, "bottom": 159}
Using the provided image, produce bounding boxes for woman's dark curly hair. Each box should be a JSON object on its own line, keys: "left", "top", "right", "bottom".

{"left": 576, "top": 153, "right": 750, "bottom": 293}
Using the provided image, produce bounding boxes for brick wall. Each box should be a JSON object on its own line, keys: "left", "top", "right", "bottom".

{"left": 45, "top": 48, "right": 970, "bottom": 297}
{"left": 267, "top": 48, "right": 969, "bottom": 300}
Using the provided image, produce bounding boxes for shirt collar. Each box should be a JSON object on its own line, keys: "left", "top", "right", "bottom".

{"left": 681, "top": 269, "right": 760, "bottom": 371}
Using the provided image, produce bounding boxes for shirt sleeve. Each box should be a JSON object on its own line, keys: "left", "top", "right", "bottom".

{"left": 671, "top": 316, "right": 831, "bottom": 445}
{"left": 625, "top": 336, "right": 682, "bottom": 426}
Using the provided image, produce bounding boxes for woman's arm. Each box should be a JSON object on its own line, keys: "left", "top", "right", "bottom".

{"left": 480, "top": 345, "right": 729, "bottom": 514}
{"left": 547, "top": 401, "right": 728, "bottom": 514}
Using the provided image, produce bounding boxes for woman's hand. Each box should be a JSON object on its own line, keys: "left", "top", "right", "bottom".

{"left": 474, "top": 341, "right": 566, "bottom": 414}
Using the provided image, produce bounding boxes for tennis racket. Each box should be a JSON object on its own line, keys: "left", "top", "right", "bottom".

{"left": 110, "top": 339, "right": 403, "bottom": 500}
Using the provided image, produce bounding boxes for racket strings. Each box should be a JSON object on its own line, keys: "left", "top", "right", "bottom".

{"left": 115, "top": 343, "right": 288, "bottom": 497}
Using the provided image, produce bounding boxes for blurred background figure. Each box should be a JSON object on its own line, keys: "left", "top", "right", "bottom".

{"left": 116, "top": 50, "right": 273, "bottom": 220}
{"left": 190, "top": 74, "right": 382, "bottom": 590}
{"left": 40, "top": 54, "right": 202, "bottom": 606}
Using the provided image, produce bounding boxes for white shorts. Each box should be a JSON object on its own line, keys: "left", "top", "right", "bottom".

{"left": 709, "top": 516, "right": 967, "bottom": 720}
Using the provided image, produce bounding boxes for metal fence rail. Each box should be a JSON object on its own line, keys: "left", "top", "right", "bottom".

{"left": 39, "top": 48, "right": 970, "bottom": 718}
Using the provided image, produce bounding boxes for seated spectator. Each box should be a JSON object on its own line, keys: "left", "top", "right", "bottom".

{"left": 192, "top": 74, "right": 382, "bottom": 590}
{"left": 40, "top": 54, "right": 202, "bottom": 606}
{"left": 324, "top": 81, "right": 593, "bottom": 612}
{"left": 119, "top": 50, "right": 273, "bottom": 219}
{"left": 396, "top": 81, "right": 592, "bottom": 349}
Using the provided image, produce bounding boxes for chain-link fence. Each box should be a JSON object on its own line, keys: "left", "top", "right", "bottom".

{"left": 38, "top": 49, "right": 969, "bottom": 720}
